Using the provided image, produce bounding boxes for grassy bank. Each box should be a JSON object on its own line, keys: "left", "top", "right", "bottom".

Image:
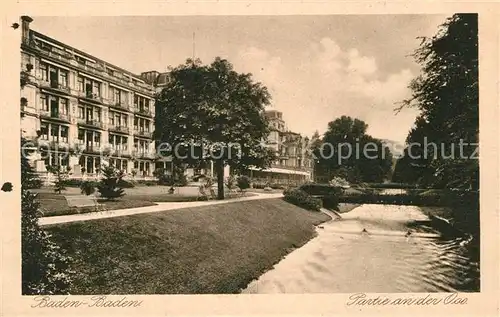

{"left": 45, "top": 198, "right": 330, "bottom": 294}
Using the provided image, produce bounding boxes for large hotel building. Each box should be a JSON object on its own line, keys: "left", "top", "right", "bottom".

{"left": 19, "top": 16, "right": 313, "bottom": 185}
{"left": 20, "top": 16, "right": 157, "bottom": 179}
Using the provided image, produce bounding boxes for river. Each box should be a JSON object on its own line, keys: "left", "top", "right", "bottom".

{"left": 242, "top": 203, "right": 480, "bottom": 293}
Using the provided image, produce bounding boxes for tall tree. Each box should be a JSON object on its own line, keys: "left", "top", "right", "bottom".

{"left": 395, "top": 14, "right": 478, "bottom": 190}
{"left": 317, "top": 116, "right": 393, "bottom": 183}
{"left": 155, "top": 58, "right": 274, "bottom": 199}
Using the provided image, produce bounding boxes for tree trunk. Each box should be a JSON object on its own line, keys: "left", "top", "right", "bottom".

{"left": 216, "top": 159, "right": 225, "bottom": 200}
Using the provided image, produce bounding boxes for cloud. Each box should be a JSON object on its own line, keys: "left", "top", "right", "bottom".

{"left": 233, "top": 38, "right": 416, "bottom": 143}
{"left": 347, "top": 48, "right": 378, "bottom": 75}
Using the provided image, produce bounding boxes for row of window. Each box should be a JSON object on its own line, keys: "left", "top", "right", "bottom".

{"left": 40, "top": 94, "right": 69, "bottom": 115}
{"left": 43, "top": 152, "right": 154, "bottom": 175}
{"left": 39, "top": 122, "right": 69, "bottom": 143}
{"left": 77, "top": 129, "right": 152, "bottom": 152}
{"left": 40, "top": 93, "right": 152, "bottom": 130}
{"left": 39, "top": 61, "right": 153, "bottom": 109}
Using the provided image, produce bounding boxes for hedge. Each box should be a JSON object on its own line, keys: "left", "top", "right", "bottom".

{"left": 283, "top": 188, "right": 322, "bottom": 211}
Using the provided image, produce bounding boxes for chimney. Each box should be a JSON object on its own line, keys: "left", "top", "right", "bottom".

{"left": 20, "top": 16, "right": 33, "bottom": 44}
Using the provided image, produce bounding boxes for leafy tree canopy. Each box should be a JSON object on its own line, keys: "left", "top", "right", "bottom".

{"left": 394, "top": 14, "right": 478, "bottom": 190}
{"left": 155, "top": 57, "right": 275, "bottom": 198}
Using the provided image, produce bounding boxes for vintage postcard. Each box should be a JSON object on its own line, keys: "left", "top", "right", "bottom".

{"left": 0, "top": 1, "right": 499, "bottom": 316}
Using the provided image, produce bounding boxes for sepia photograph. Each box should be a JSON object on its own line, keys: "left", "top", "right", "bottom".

{"left": 11, "top": 13, "right": 484, "bottom": 298}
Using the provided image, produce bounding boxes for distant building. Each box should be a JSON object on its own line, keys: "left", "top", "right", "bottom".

{"left": 20, "top": 16, "right": 157, "bottom": 180}
{"left": 244, "top": 110, "right": 314, "bottom": 187}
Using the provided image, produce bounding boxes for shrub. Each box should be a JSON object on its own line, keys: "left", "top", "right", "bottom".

{"left": 237, "top": 175, "right": 251, "bottom": 191}
{"left": 252, "top": 183, "right": 266, "bottom": 189}
{"left": 225, "top": 175, "right": 237, "bottom": 190}
{"left": 79, "top": 181, "right": 95, "bottom": 196}
{"left": 47, "top": 165, "right": 70, "bottom": 194}
{"left": 154, "top": 168, "right": 175, "bottom": 186}
{"left": 283, "top": 188, "right": 322, "bottom": 211}
{"left": 322, "top": 194, "right": 340, "bottom": 211}
{"left": 21, "top": 137, "right": 74, "bottom": 294}
{"left": 270, "top": 184, "right": 285, "bottom": 190}
{"left": 97, "top": 166, "right": 125, "bottom": 200}
{"left": 298, "top": 183, "right": 343, "bottom": 196}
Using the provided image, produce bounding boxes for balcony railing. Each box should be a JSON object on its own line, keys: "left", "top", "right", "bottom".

{"left": 134, "top": 107, "right": 153, "bottom": 117}
{"left": 49, "top": 80, "right": 70, "bottom": 93}
{"left": 110, "top": 100, "right": 130, "bottom": 110}
{"left": 133, "top": 130, "right": 153, "bottom": 138}
{"left": 40, "top": 110, "right": 70, "bottom": 122}
{"left": 109, "top": 125, "right": 130, "bottom": 134}
{"left": 78, "top": 91, "right": 103, "bottom": 103}
{"left": 77, "top": 118, "right": 104, "bottom": 129}
{"left": 109, "top": 147, "right": 130, "bottom": 156}
{"left": 133, "top": 150, "right": 155, "bottom": 159}
{"left": 71, "top": 140, "right": 101, "bottom": 154}
{"left": 83, "top": 145, "right": 101, "bottom": 154}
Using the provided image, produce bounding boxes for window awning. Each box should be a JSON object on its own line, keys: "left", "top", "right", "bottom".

{"left": 249, "top": 167, "right": 311, "bottom": 176}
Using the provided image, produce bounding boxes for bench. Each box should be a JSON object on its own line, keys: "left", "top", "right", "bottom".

{"left": 65, "top": 195, "right": 106, "bottom": 213}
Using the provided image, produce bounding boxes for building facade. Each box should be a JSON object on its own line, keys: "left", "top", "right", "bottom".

{"left": 246, "top": 110, "right": 314, "bottom": 187}
{"left": 20, "top": 16, "right": 156, "bottom": 179}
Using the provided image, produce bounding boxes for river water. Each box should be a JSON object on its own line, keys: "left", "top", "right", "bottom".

{"left": 242, "top": 203, "right": 479, "bottom": 293}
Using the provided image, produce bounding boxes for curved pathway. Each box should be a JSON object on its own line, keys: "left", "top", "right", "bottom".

{"left": 39, "top": 192, "right": 283, "bottom": 226}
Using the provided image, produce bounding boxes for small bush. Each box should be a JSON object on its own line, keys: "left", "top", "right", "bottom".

{"left": 97, "top": 166, "right": 125, "bottom": 200}
{"left": 47, "top": 165, "right": 70, "bottom": 194}
{"left": 225, "top": 175, "right": 236, "bottom": 190}
{"left": 299, "top": 183, "right": 343, "bottom": 196}
{"left": 79, "top": 181, "right": 95, "bottom": 196}
{"left": 252, "top": 183, "right": 266, "bottom": 189}
{"left": 283, "top": 188, "right": 322, "bottom": 211}
{"left": 322, "top": 194, "right": 340, "bottom": 211}
{"left": 237, "top": 175, "right": 251, "bottom": 191}
{"left": 158, "top": 174, "right": 175, "bottom": 186}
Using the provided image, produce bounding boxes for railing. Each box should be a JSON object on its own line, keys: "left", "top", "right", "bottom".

{"left": 77, "top": 118, "right": 104, "bottom": 129}
{"left": 78, "top": 91, "right": 103, "bottom": 103}
{"left": 39, "top": 110, "right": 71, "bottom": 121}
{"left": 133, "top": 130, "right": 153, "bottom": 138}
{"left": 110, "top": 100, "right": 130, "bottom": 110}
{"left": 133, "top": 150, "right": 155, "bottom": 159}
{"left": 39, "top": 80, "right": 71, "bottom": 94}
{"left": 134, "top": 107, "right": 153, "bottom": 117}
{"left": 109, "top": 125, "right": 130, "bottom": 134}
{"left": 82, "top": 145, "right": 102, "bottom": 154}
{"left": 49, "top": 80, "right": 71, "bottom": 93}
{"left": 109, "top": 148, "right": 130, "bottom": 156}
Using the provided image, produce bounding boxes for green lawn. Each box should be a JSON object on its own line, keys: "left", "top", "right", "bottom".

{"left": 36, "top": 191, "right": 257, "bottom": 217}
{"left": 45, "top": 198, "right": 331, "bottom": 294}
{"left": 36, "top": 193, "right": 157, "bottom": 217}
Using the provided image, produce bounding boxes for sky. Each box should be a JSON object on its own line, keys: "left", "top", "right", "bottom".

{"left": 31, "top": 15, "right": 449, "bottom": 144}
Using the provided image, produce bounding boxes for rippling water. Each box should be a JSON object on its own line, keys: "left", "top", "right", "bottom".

{"left": 243, "top": 204, "right": 479, "bottom": 293}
